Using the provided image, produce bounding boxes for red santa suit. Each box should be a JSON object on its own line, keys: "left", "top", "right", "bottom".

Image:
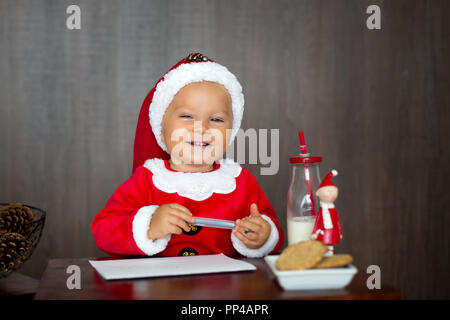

{"left": 311, "top": 203, "right": 342, "bottom": 245}
{"left": 92, "top": 53, "right": 284, "bottom": 258}
{"left": 311, "top": 170, "right": 343, "bottom": 245}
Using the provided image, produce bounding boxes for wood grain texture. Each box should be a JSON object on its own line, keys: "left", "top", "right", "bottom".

{"left": 0, "top": 0, "right": 448, "bottom": 298}
{"left": 34, "top": 258, "right": 400, "bottom": 300}
{"left": 0, "top": 272, "right": 39, "bottom": 299}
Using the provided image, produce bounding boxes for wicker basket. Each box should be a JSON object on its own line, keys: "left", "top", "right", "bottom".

{"left": 0, "top": 203, "right": 46, "bottom": 278}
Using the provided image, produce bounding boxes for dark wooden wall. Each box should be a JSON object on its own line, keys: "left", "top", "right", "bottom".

{"left": 1, "top": 0, "right": 449, "bottom": 299}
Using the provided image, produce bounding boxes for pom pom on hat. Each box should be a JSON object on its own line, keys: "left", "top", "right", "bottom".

{"left": 132, "top": 53, "right": 245, "bottom": 172}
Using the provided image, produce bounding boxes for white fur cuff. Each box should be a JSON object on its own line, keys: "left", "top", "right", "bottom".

{"left": 231, "top": 215, "right": 279, "bottom": 258}
{"left": 132, "top": 205, "right": 171, "bottom": 256}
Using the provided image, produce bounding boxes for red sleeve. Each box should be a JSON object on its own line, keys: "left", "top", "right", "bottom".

{"left": 246, "top": 171, "right": 285, "bottom": 254}
{"left": 92, "top": 165, "right": 153, "bottom": 256}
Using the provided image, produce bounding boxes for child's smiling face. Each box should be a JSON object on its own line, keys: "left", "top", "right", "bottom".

{"left": 161, "top": 81, "right": 233, "bottom": 171}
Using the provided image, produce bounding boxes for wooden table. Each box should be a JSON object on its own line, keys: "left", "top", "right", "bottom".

{"left": 34, "top": 257, "right": 400, "bottom": 300}
{"left": 0, "top": 272, "right": 40, "bottom": 299}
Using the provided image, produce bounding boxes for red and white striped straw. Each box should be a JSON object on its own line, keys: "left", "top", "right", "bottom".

{"left": 298, "top": 131, "right": 316, "bottom": 216}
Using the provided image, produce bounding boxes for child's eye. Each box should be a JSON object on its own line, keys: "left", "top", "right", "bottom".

{"left": 180, "top": 114, "right": 192, "bottom": 119}
{"left": 211, "top": 117, "right": 224, "bottom": 122}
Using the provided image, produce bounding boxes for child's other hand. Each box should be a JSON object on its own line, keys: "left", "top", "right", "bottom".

{"left": 233, "top": 203, "right": 271, "bottom": 249}
{"left": 147, "top": 203, "right": 195, "bottom": 240}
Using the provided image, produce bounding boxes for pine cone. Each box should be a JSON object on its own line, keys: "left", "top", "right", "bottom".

{"left": 0, "top": 203, "right": 34, "bottom": 236}
{"left": 0, "top": 232, "right": 29, "bottom": 273}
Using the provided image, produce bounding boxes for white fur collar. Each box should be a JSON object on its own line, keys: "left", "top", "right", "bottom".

{"left": 143, "top": 158, "right": 242, "bottom": 201}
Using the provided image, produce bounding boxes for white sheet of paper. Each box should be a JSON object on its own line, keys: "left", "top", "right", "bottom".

{"left": 89, "top": 254, "right": 256, "bottom": 280}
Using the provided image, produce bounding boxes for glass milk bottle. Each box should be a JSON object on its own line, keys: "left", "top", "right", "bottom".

{"left": 286, "top": 132, "right": 322, "bottom": 245}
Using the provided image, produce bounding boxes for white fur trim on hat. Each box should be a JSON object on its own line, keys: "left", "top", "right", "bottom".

{"left": 231, "top": 215, "right": 279, "bottom": 258}
{"left": 132, "top": 205, "right": 171, "bottom": 256}
{"left": 149, "top": 61, "right": 245, "bottom": 152}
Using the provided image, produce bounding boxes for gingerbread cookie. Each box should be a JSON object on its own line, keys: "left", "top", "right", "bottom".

{"left": 314, "top": 254, "right": 354, "bottom": 269}
{"left": 276, "top": 240, "right": 328, "bottom": 270}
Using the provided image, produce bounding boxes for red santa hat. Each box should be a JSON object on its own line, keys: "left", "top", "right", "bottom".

{"left": 132, "top": 53, "right": 245, "bottom": 172}
{"left": 318, "top": 169, "right": 338, "bottom": 188}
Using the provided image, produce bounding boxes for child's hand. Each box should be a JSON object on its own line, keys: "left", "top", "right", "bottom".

{"left": 233, "top": 203, "right": 271, "bottom": 249}
{"left": 147, "top": 203, "right": 195, "bottom": 240}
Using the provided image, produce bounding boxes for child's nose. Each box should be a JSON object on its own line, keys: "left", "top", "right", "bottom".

{"left": 193, "top": 120, "right": 209, "bottom": 134}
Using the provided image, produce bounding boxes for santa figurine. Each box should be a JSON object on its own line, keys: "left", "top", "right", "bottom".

{"left": 311, "top": 169, "right": 342, "bottom": 255}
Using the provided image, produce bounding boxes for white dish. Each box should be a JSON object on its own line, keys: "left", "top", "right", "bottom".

{"left": 264, "top": 255, "right": 358, "bottom": 290}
